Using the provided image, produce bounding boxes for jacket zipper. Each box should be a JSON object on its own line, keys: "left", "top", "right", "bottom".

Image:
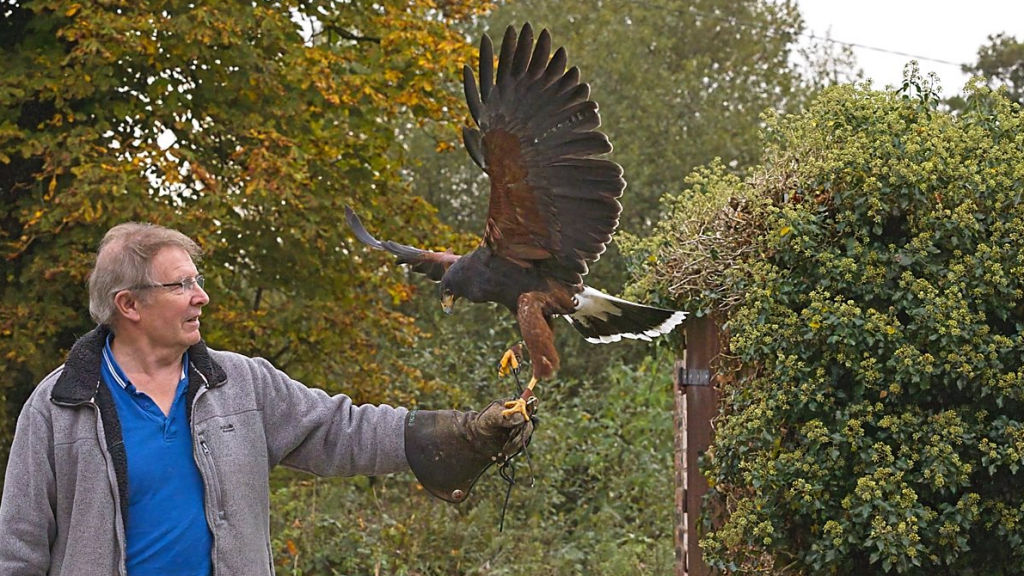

{"left": 197, "top": 434, "right": 227, "bottom": 524}
{"left": 191, "top": 372, "right": 224, "bottom": 576}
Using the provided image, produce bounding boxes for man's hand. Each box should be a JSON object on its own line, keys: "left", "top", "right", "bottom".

{"left": 405, "top": 398, "right": 537, "bottom": 503}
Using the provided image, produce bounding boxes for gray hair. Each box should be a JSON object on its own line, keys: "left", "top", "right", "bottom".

{"left": 88, "top": 222, "right": 203, "bottom": 325}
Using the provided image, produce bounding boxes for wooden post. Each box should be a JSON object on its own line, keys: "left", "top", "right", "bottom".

{"left": 673, "top": 360, "right": 689, "bottom": 576}
{"left": 674, "top": 316, "right": 720, "bottom": 576}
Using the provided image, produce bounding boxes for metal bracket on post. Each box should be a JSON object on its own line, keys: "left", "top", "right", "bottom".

{"left": 679, "top": 367, "right": 711, "bottom": 388}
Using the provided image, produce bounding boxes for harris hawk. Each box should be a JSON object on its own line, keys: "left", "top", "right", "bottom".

{"left": 346, "top": 23, "right": 686, "bottom": 419}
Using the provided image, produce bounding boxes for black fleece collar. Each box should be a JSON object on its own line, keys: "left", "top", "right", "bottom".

{"left": 51, "top": 324, "right": 228, "bottom": 406}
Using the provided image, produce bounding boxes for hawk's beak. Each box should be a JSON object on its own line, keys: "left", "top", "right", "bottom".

{"left": 441, "top": 293, "right": 455, "bottom": 314}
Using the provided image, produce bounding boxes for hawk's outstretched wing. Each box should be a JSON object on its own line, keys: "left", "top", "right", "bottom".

{"left": 345, "top": 206, "right": 459, "bottom": 282}
{"left": 462, "top": 24, "right": 625, "bottom": 287}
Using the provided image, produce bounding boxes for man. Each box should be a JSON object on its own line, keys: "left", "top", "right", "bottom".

{"left": 0, "top": 222, "right": 533, "bottom": 575}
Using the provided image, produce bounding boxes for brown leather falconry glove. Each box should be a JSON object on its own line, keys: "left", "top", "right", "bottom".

{"left": 405, "top": 399, "right": 536, "bottom": 503}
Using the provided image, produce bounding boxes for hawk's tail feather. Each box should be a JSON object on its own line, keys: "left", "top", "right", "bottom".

{"left": 563, "top": 286, "right": 687, "bottom": 344}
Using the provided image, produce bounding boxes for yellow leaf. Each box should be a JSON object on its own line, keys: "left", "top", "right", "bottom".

{"left": 779, "top": 225, "right": 792, "bottom": 237}
{"left": 66, "top": 4, "right": 81, "bottom": 17}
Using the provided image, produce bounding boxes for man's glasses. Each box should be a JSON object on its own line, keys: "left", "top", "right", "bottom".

{"left": 129, "top": 274, "right": 205, "bottom": 295}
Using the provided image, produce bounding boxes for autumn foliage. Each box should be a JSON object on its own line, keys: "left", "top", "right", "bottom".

{"left": 0, "top": 0, "right": 492, "bottom": 470}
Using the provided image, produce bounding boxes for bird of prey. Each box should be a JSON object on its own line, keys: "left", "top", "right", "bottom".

{"left": 346, "top": 23, "right": 686, "bottom": 419}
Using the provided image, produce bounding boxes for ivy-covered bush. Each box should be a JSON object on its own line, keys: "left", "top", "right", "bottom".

{"left": 628, "top": 78, "right": 1024, "bottom": 574}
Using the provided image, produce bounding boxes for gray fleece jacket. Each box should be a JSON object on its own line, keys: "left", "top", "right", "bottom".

{"left": 0, "top": 325, "right": 410, "bottom": 575}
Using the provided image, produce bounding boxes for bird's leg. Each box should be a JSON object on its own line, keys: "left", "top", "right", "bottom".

{"left": 498, "top": 343, "right": 523, "bottom": 378}
{"left": 502, "top": 377, "right": 537, "bottom": 421}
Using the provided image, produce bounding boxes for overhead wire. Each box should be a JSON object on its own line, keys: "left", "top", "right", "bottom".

{"left": 623, "top": 0, "right": 973, "bottom": 73}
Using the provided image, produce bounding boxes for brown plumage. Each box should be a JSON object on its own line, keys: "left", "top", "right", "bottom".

{"left": 346, "top": 24, "right": 685, "bottom": 406}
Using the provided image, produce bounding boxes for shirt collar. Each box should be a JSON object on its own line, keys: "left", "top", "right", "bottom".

{"left": 51, "top": 325, "right": 227, "bottom": 407}
{"left": 102, "top": 332, "right": 188, "bottom": 390}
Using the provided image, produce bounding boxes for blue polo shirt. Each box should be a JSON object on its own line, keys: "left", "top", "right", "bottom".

{"left": 101, "top": 335, "right": 212, "bottom": 576}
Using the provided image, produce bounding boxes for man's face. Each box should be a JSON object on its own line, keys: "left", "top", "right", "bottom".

{"left": 136, "top": 246, "right": 210, "bottom": 353}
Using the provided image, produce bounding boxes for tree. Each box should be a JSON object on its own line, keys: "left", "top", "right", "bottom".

{"left": 627, "top": 72, "right": 1024, "bottom": 573}
{"left": 795, "top": 30, "right": 865, "bottom": 94}
{"left": 962, "top": 33, "right": 1024, "bottom": 105}
{"left": 0, "top": 0, "right": 491, "bottom": 479}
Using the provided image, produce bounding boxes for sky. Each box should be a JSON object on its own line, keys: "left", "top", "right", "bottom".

{"left": 796, "top": 0, "right": 1024, "bottom": 95}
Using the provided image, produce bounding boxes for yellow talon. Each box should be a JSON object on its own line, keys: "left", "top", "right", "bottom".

{"left": 498, "top": 346, "right": 521, "bottom": 377}
{"left": 502, "top": 398, "right": 530, "bottom": 421}
{"left": 501, "top": 377, "right": 538, "bottom": 421}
